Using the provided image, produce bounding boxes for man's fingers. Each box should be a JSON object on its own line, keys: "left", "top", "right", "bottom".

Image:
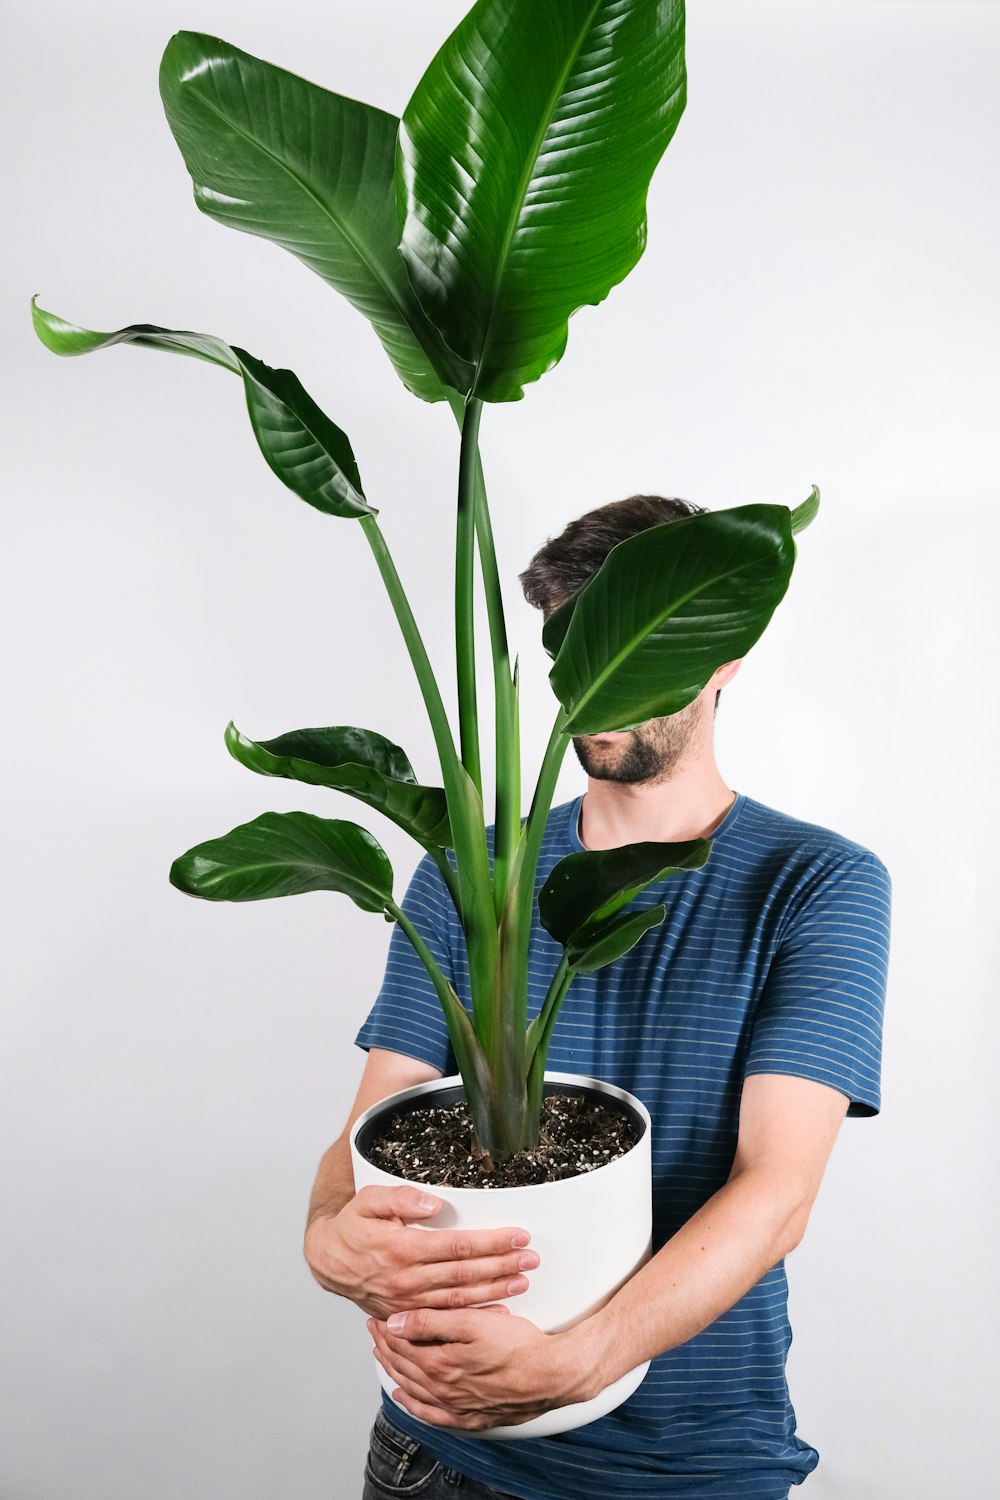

{"left": 405, "top": 1226, "right": 534, "bottom": 1266}
{"left": 407, "top": 1277, "right": 528, "bottom": 1310}
{"left": 369, "top": 1317, "right": 456, "bottom": 1410}
{"left": 383, "top": 1307, "right": 506, "bottom": 1344}
{"left": 389, "top": 1390, "right": 486, "bottom": 1431}
{"left": 412, "top": 1276, "right": 528, "bottom": 1310}
{"left": 356, "top": 1191, "right": 534, "bottom": 1275}
{"left": 354, "top": 1184, "right": 443, "bottom": 1222}
{"left": 372, "top": 1343, "right": 439, "bottom": 1407}
{"left": 395, "top": 1246, "right": 538, "bottom": 1299}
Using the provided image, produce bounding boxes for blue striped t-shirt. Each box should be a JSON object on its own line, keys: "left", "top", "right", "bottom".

{"left": 355, "top": 792, "right": 891, "bottom": 1500}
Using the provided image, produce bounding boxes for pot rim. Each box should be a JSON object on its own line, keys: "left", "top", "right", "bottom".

{"left": 350, "top": 1070, "right": 650, "bottom": 1194}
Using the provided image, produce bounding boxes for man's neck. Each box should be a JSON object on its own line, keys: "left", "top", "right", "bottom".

{"left": 578, "top": 760, "right": 737, "bottom": 851}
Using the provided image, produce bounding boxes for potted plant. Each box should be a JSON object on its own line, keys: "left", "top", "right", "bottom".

{"left": 32, "top": 0, "right": 816, "bottom": 1438}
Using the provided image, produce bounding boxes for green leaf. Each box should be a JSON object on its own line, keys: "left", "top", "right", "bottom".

{"left": 398, "top": 0, "right": 686, "bottom": 401}
{"left": 547, "top": 505, "right": 797, "bottom": 733}
{"left": 791, "top": 485, "right": 821, "bottom": 533}
{"left": 539, "top": 593, "right": 575, "bottom": 662}
{"left": 232, "top": 349, "right": 371, "bottom": 517}
{"left": 169, "top": 811, "right": 393, "bottom": 910}
{"left": 159, "top": 31, "right": 470, "bottom": 402}
{"left": 30, "top": 300, "right": 372, "bottom": 519}
{"left": 31, "top": 299, "right": 239, "bottom": 369}
{"left": 225, "top": 723, "right": 452, "bottom": 849}
{"left": 538, "top": 838, "right": 710, "bottom": 947}
{"left": 565, "top": 904, "right": 666, "bottom": 972}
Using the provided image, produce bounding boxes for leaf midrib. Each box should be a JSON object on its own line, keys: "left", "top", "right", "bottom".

{"left": 201, "top": 849, "right": 385, "bottom": 895}
{"left": 561, "top": 546, "right": 777, "bottom": 715}
{"left": 472, "top": 0, "right": 604, "bottom": 391}
{"left": 265, "top": 751, "right": 425, "bottom": 795}
{"left": 178, "top": 62, "right": 417, "bottom": 347}
{"left": 236, "top": 356, "right": 369, "bottom": 506}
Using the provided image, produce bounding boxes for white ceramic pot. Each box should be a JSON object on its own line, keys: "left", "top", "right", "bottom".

{"left": 350, "top": 1070, "right": 652, "bottom": 1440}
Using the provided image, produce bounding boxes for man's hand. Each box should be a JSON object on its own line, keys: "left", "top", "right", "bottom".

{"left": 368, "top": 1305, "right": 595, "bottom": 1430}
{"left": 304, "top": 1186, "right": 540, "bottom": 1320}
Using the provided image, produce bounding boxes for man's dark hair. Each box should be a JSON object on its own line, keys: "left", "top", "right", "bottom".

{"left": 519, "top": 494, "right": 706, "bottom": 615}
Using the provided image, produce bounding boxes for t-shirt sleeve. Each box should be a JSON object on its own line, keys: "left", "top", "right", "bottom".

{"left": 743, "top": 850, "right": 891, "bottom": 1116}
{"left": 354, "top": 851, "right": 458, "bottom": 1074}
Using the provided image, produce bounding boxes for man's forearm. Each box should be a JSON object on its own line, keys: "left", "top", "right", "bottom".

{"left": 306, "top": 1134, "right": 356, "bottom": 1231}
{"left": 307, "top": 1049, "right": 442, "bottom": 1238}
{"left": 571, "top": 1163, "right": 809, "bottom": 1391}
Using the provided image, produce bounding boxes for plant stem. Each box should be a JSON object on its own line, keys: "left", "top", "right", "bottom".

{"left": 456, "top": 399, "right": 483, "bottom": 796}
{"left": 428, "top": 846, "right": 462, "bottom": 915}
{"left": 452, "top": 402, "right": 503, "bottom": 1048}
{"left": 448, "top": 391, "right": 521, "bottom": 940}
{"left": 525, "top": 954, "right": 572, "bottom": 1068}
{"left": 515, "top": 710, "right": 571, "bottom": 938}
{"left": 360, "top": 514, "right": 457, "bottom": 785}
{"left": 386, "top": 898, "right": 496, "bottom": 1148}
{"left": 494, "top": 710, "right": 570, "bottom": 1037}
{"left": 473, "top": 476, "right": 520, "bottom": 921}
{"left": 359, "top": 514, "right": 466, "bottom": 918}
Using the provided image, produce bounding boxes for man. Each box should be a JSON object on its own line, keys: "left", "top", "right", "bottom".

{"left": 304, "top": 496, "right": 891, "bottom": 1500}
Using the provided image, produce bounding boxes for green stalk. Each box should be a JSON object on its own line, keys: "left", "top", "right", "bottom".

{"left": 525, "top": 957, "right": 575, "bottom": 1143}
{"left": 339, "top": 532, "right": 463, "bottom": 931}
{"left": 514, "top": 711, "right": 572, "bottom": 967}
{"left": 450, "top": 399, "right": 503, "bottom": 1050}
{"left": 386, "top": 898, "right": 495, "bottom": 1149}
{"left": 359, "top": 515, "right": 464, "bottom": 912}
{"left": 525, "top": 954, "right": 572, "bottom": 1070}
{"left": 450, "top": 398, "right": 526, "bottom": 1158}
{"left": 427, "top": 847, "right": 462, "bottom": 915}
{"left": 359, "top": 514, "right": 458, "bottom": 788}
{"left": 492, "top": 659, "right": 520, "bottom": 921}
{"left": 480, "top": 712, "right": 569, "bottom": 1105}
{"left": 486, "top": 883, "right": 529, "bottom": 1156}
{"left": 360, "top": 512, "right": 497, "bottom": 1039}
{"left": 456, "top": 399, "right": 483, "bottom": 795}
{"left": 469, "top": 453, "right": 520, "bottom": 920}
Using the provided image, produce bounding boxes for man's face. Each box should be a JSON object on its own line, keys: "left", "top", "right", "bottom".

{"left": 571, "top": 693, "right": 706, "bottom": 786}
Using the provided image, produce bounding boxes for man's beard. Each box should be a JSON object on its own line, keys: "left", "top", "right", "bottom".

{"left": 572, "top": 700, "right": 703, "bottom": 786}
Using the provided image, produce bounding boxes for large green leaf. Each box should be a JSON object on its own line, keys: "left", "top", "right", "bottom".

{"left": 31, "top": 300, "right": 372, "bottom": 518}
{"left": 159, "top": 32, "right": 470, "bottom": 402}
{"left": 225, "top": 723, "right": 452, "bottom": 849}
{"left": 539, "top": 838, "right": 710, "bottom": 947}
{"left": 565, "top": 903, "right": 666, "bottom": 972}
{"left": 169, "top": 811, "right": 393, "bottom": 909}
{"left": 546, "top": 504, "right": 797, "bottom": 733}
{"left": 398, "top": 0, "right": 686, "bottom": 401}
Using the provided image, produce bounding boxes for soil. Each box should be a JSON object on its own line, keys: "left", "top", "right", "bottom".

{"left": 361, "top": 1091, "right": 639, "bottom": 1188}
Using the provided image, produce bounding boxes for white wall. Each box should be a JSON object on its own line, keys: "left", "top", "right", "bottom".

{"left": 4, "top": 2, "right": 997, "bottom": 1496}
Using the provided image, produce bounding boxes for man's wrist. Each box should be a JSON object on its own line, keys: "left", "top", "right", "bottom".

{"left": 303, "top": 1205, "right": 352, "bottom": 1295}
{"left": 554, "top": 1314, "right": 620, "bottom": 1403}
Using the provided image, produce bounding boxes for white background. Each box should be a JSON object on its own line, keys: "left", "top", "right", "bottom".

{"left": 4, "top": 2, "right": 998, "bottom": 1496}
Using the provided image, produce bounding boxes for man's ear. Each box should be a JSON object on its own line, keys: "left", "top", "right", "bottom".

{"left": 709, "top": 659, "right": 742, "bottom": 692}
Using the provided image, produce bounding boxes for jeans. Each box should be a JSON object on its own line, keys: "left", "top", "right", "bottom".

{"left": 361, "top": 1407, "right": 794, "bottom": 1500}
{"left": 362, "top": 1408, "right": 525, "bottom": 1498}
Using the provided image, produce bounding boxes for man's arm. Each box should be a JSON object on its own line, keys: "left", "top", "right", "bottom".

{"left": 370, "top": 1073, "right": 849, "bottom": 1428}
{"left": 575, "top": 1072, "right": 849, "bottom": 1380}
{"left": 304, "top": 1047, "right": 540, "bottom": 1320}
{"left": 305, "top": 1047, "right": 440, "bottom": 1228}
